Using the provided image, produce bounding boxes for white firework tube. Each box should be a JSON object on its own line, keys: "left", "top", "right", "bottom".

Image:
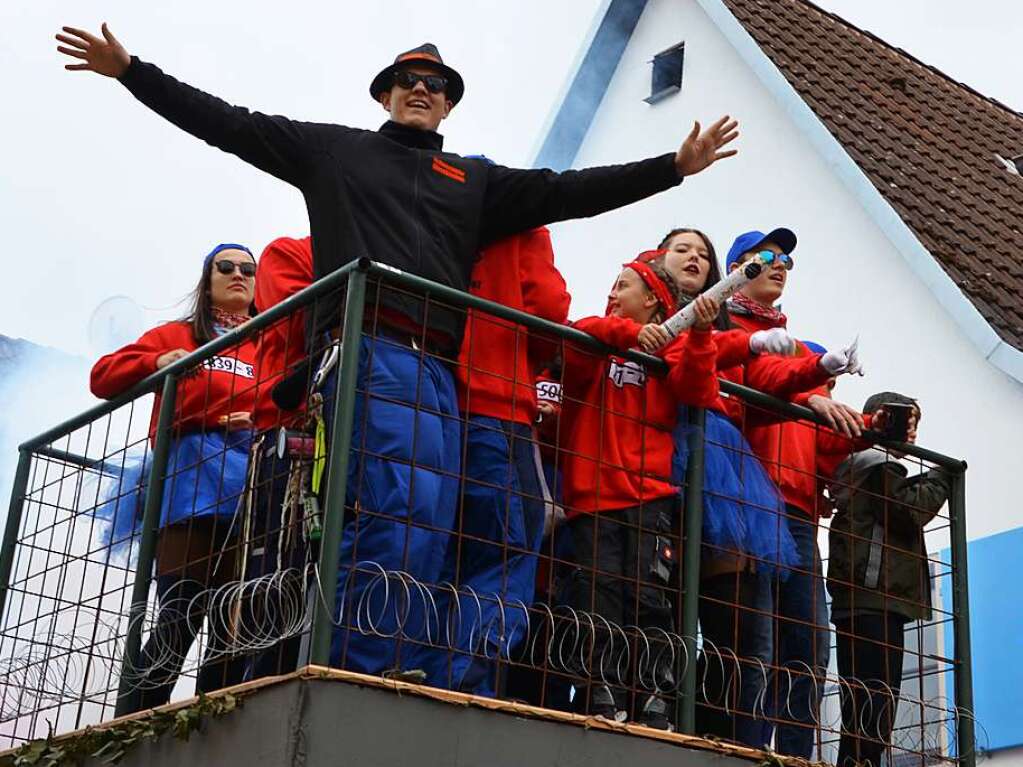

{"left": 660, "top": 257, "right": 765, "bottom": 338}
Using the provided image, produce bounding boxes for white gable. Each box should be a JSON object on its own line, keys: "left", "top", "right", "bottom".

{"left": 544, "top": 0, "right": 1022, "bottom": 540}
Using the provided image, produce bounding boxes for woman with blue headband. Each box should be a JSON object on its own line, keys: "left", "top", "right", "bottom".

{"left": 91, "top": 243, "right": 258, "bottom": 711}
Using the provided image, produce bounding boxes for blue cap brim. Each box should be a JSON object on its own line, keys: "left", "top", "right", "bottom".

{"left": 763, "top": 227, "right": 797, "bottom": 255}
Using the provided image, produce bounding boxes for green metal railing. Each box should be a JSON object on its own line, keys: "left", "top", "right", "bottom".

{"left": 0, "top": 258, "right": 973, "bottom": 765}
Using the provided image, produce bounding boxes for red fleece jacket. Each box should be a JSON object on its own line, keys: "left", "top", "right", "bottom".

{"left": 729, "top": 311, "right": 866, "bottom": 519}
{"left": 456, "top": 227, "right": 570, "bottom": 425}
{"left": 560, "top": 316, "right": 717, "bottom": 516}
{"left": 252, "top": 236, "right": 314, "bottom": 432}
{"left": 90, "top": 321, "right": 257, "bottom": 441}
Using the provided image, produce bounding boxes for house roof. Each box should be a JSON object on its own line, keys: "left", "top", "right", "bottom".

{"left": 722, "top": 0, "right": 1023, "bottom": 350}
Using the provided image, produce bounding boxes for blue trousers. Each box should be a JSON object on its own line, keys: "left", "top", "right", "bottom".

{"left": 95, "top": 431, "right": 250, "bottom": 561}
{"left": 760, "top": 510, "right": 830, "bottom": 758}
{"left": 431, "top": 416, "right": 547, "bottom": 694}
{"left": 326, "top": 336, "right": 461, "bottom": 677}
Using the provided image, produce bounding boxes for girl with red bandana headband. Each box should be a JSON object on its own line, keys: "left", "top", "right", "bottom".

{"left": 560, "top": 256, "right": 720, "bottom": 730}
{"left": 91, "top": 243, "right": 258, "bottom": 712}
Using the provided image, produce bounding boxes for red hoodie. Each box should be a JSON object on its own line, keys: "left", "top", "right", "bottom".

{"left": 713, "top": 328, "right": 834, "bottom": 426}
{"left": 560, "top": 316, "right": 718, "bottom": 516}
{"left": 456, "top": 227, "right": 570, "bottom": 425}
{"left": 252, "top": 236, "right": 314, "bottom": 432}
{"left": 90, "top": 321, "right": 258, "bottom": 441}
{"left": 729, "top": 311, "right": 866, "bottom": 520}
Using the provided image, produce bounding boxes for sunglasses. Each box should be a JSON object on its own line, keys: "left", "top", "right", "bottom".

{"left": 214, "top": 260, "right": 256, "bottom": 277}
{"left": 755, "top": 249, "right": 795, "bottom": 270}
{"left": 393, "top": 69, "right": 448, "bottom": 94}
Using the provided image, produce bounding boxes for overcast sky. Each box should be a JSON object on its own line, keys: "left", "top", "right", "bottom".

{"left": 1, "top": 0, "right": 1018, "bottom": 357}
{"left": 0, "top": 0, "right": 604, "bottom": 355}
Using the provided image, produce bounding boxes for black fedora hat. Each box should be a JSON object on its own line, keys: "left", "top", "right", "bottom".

{"left": 369, "top": 43, "right": 465, "bottom": 106}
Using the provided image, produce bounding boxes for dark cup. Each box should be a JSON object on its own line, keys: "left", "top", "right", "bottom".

{"left": 880, "top": 402, "right": 913, "bottom": 441}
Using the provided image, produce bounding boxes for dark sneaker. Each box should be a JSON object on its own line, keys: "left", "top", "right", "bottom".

{"left": 381, "top": 668, "right": 427, "bottom": 684}
{"left": 588, "top": 685, "right": 627, "bottom": 722}
{"left": 637, "top": 695, "right": 674, "bottom": 731}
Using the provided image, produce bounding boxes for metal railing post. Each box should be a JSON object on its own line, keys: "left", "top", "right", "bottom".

{"left": 948, "top": 469, "right": 975, "bottom": 767}
{"left": 309, "top": 267, "right": 368, "bottom": 666}
{"left": 677, "top": 407, "right": 706, "bottom": 734}
{"left": 115, "top": 374, "right": 179, "bottom": 717}
{"left": 0, "top": 449, "right": 32, "bottom": 623}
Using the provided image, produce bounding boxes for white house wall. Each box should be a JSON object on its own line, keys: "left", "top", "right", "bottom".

{"left": 546, "top": 0, "right": 1020, "bottom": 542}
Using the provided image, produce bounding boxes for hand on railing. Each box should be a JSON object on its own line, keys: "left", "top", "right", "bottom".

{"left": 806, "top": 394, "right": 864, "bottom": 438}
{"left": 218, "top": 412, "right": 254, "bottom": 432}
{"left": 56, "top": 23, "right": 131, "bottom": 78}
{"left": 637, "top": 323, "right": 673, "bottom": 353}
{"left": 155, "top": 349, "right": 190, "bottom": 370}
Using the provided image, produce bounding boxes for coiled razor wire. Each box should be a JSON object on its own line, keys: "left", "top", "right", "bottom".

{"left": 0, "top": 612, "right": 125, "bottom": 724}
{"left": 0, "top": 562, "right": 987, "bottom": 761}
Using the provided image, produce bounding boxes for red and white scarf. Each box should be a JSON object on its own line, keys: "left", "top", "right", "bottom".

{"left": 212, "top": 307, "right": 250, "bottom": 332}
{"left": 727, "top": 291, "right": 787, "bottom": 328}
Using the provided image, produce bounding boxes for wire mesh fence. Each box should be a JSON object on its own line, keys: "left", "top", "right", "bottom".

{"left": 0, "top": 260, "right": 974, "bottom": 767}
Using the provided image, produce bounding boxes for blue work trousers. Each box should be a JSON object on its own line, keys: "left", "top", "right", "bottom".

{"left": 325, "top": 336, "right": 461, "bottom": 678}
{"left": 432, "top": 416, "right": 547, "bottom": 695}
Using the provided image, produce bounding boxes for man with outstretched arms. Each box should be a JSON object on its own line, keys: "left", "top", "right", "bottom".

{"left": 56, "top": 24, "right": 740, "bottom": 680}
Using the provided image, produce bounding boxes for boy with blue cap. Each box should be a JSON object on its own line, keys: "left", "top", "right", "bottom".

{"left": 724, "top": 228, "right": 864, "bottom": 758}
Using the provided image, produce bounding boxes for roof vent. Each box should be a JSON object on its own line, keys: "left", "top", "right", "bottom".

{"left": 887, "top": 75, "right": 908, "bottom": 92}
{"left": 645, "top": 42, "right": 685, "bottom": 105}
{"left": 996, "top": 153, "right": 1022, "bottom": 176}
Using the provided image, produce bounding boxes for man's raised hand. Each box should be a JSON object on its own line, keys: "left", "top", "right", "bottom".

{"left": 56, "top": 23, "right": 130, "bottom": 78}
{"left": 675, "top": 116, "right": 739, "bottom": 177}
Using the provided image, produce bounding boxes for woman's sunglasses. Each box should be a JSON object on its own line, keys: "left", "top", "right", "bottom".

{"left": 756, "top": 250, "right": 795, "bottom": 270}
{"left": 214, "top": 260, "right": 257, "bottom": 277}
{"left": 393, "top": 69, "right": 448, "bottom": 94}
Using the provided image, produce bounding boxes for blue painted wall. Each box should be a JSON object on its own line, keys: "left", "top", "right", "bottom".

{"left": 944, "top": 526, "right": 1023, "bottom": 752}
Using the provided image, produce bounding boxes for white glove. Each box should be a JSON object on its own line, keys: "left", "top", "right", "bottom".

{"left": 749, "top": 327, "right": 796, "bottom": 356}
{"left": 820, "top": 337, "right": 865, "bottom": 376}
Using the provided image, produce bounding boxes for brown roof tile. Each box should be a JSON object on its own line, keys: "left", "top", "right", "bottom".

{"left": 723, "top": 0, "right": 1023, "bottom": 347}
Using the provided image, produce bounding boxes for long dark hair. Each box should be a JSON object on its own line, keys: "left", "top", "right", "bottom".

{"left": 184, "top": 251, "right": 257, "bottom": 345}
{"left": 657, "top": 227, "right": 732, "bottom": 330}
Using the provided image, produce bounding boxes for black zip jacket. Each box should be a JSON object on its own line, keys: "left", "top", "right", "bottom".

{"left": 118, "top": 57, "right": 685, "bottom": 349}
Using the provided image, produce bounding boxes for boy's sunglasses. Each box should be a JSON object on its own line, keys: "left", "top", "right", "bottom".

{"left": 214, "top": 260, "right": 257, "bottom": 277}
{"left": 393, "top": 69, "right": 448, "bottom": 94}
{"left": 755, "top": 250, "right": 795, "bottom": 270}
